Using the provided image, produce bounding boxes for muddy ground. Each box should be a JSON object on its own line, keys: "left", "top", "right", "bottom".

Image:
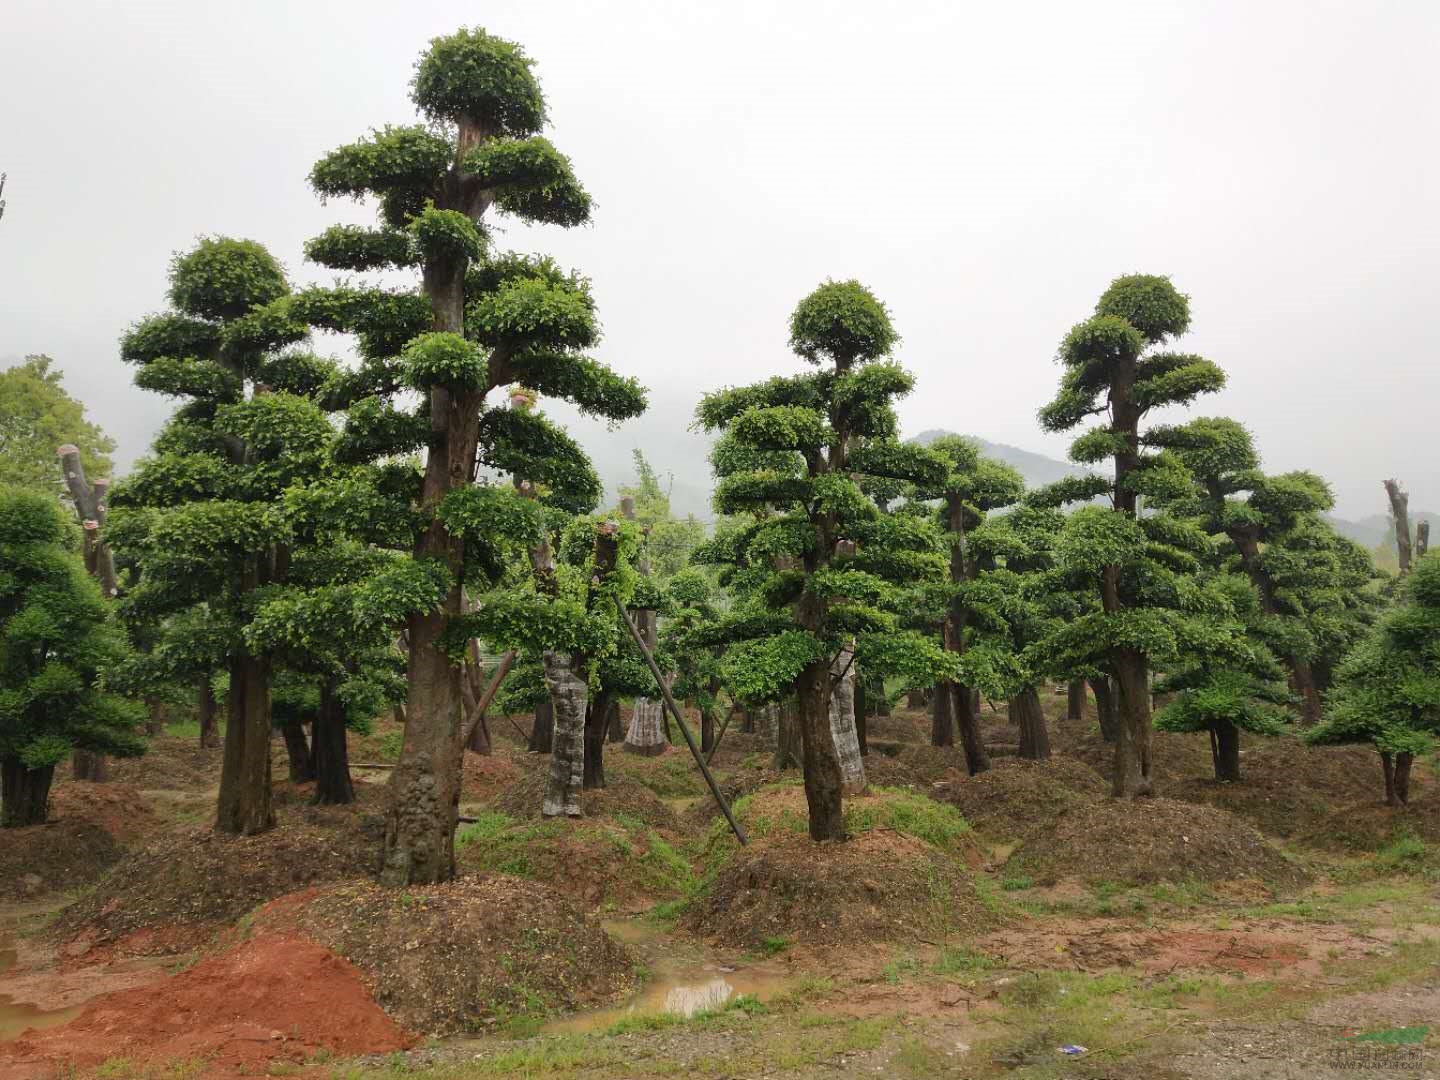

{"left": 1, "top": 694, "right": 1437, "bottom": 1078}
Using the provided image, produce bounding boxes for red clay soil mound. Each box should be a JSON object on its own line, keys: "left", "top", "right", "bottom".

{"left": 461, "top": 750, "right": 526, "bottom": 803}
{"left": 685, "top": 828, "right": 993, "bottom": 949}
{"left": 490, "top": 771, "right": 679, "bottom": 830}
{"left": 54, "top": 792, "right": 382, "bottom": 946}
{"left": 934, "top": 757, "right": 1107, "bottom": 841}
{"left": 0, "top": 784, "right": 155, "bottom": 901}
{"left": 0, "top": 932, "right": 411, "bottom": 1077}
{"left": 1006, "top": 797, "right": 1310, "bottom": 891}
{"left": 276, "top": 875, "right": 637, "bottom": 1035}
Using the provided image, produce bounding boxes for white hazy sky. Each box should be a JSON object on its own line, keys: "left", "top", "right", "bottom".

{"left": 2, "top": 0, "right": 1436, "bottom": 519}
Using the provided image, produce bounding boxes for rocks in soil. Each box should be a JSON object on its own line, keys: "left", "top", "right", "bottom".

{"left": 1006, "top": 797, "right": 1310, "bottom": 891}
{"left": 934, "top": 757, "right": 1107, "bottom": 840}
{"left": 278, "top": 875, "right": 637, "bottom": 1035}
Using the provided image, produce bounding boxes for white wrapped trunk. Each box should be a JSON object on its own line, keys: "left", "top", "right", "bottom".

{"left": 542, "top": 651, "right": 587, "bottom": 817}
{"left": 829, "top": 646, "right": 866, "bottom": 795}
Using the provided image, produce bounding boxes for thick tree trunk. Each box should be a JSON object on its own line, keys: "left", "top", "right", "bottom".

{"left": 198, "top": 681, "right": 219, "bottom": 748}
{"left": 1384, "top": 479, "right": 1413, "bottom": 575}
{"left": 583, "top": 692, "right": 612, "bottom": 789}
{"left": 1212, "top": 720, "right": 1241, "bottom": 782}
{"left": 1014, "top": 688, "right": 1051, "bottom": 761}
{"left": 1288, "top": 658, "right": 1323, "bottom": 726}
{"left": 1067, "top": 679, "right": 1086, "bottom": 723}
{"left": 907, "top": 688, "right": 930, "bottom": 710}
{"left": 311, "top": 681, "right": 354, "bottom": 805}
{"left": 72, "top": 751, "right": 108, "bottom": 782}
{"left": 281, "top": 719, "right": 314, "bottom": 783}
{"left": 931, "top": 681, "right": 955, "bottom": 746}
{"left": 542, "top": 651, "right": 586, "bottom": 817}
{"left": 606, "top": 696, "right": 625, "bottom": 742}
{"left": 1090, "top": 677, "right": 1119, "bottom": 743}
{"left": 528, "top": 700, "right": 554, "bottom": 754}
{"left": 465, "top": 711, "right": 492, "bottom": 755}
{"left": 1, "top": 759, "right": 55, "bottom": 827}
{"left": 953, "top": 684, "right": 991, "bottom": 775}
{"left": 775, "top": 701, "right": 801, "bottom": 769}
{"left": 216, "top": 650, "right": 274, "bottom": 835}
{"left": 700, "top": 707, "right": 715, "bottom": 754}
{"left": 1394, "top": 751, "right": 1413, "bottom": 805}
{"left": 1381, "top": 751, "right": 1398, "bottom": 807}
{"left": 1417, "top": 520, "right": 1430, "bottom": 559}
{"left": 624, "top": 698, "right": 667, "bottom": 756}
{"left": 1111, "top": 648, "right": 1154, "bottom": 797}
{"left": 828, "top": 647, "right": 866, "bottom": 795}
{"left": 797, "top": 659, "right": 845, "bottom": 841}
{"left": 144, "top": 696, "right": 167, "bottom": 737}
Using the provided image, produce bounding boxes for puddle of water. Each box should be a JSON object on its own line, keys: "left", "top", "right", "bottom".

{"left": 542, "top": 919, "right": 795, "bottom": 1034}
{"left": 0, "top": 933, "right": 82, "bottom": 1041}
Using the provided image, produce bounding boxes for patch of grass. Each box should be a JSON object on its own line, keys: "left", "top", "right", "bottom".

{"left": 932, "top": 946, "right": 994, "bottom": 976}
{"left": 378, "top": 730, "right": 404, "bottom": 761}
{"left": 162, "top": 719, "right": 202, "bottom": 741}
{"left": 758, "top": 934, "right": 790, "bottom": 956}
{"left": 1376, "top": 829, "right": 1427, "bottom": 871}
{"left": 845, "top": 787, "right": 973, "bottom": 849}
{"left": 882, "top": 952, "right": 923, "bottom": 984}
{"left": 896, "top": 1036, "right": 949, "bottom": 1076}
{"left": 456, "top": 812, "right": 565, "bottom": 878}
{"left": 1001, "top": 874, "right": 1033, "bottom": 891}
{"left": 601, "top": 992, "right": 770, "bottom": 1035}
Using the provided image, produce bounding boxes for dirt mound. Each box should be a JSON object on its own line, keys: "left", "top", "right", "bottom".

{"left": 935, "top": 757, "right": 1107, "bottom": 840}
{"left": 279, "top": 876, "right": 637, "bottom": 1034}
{"left": 47, "top": 782, "right": 155, "bottom": 841}
{"left": 105, "top": 736, "right": 222, "bottom": 791}
{"left": 1006, "top": 798, "right": 1310, "bottom": 890}
{"left": 857, "top": 753, "right": 927, "bottom": 788}
{"left": 0, "top": 932, "right": 410, "bottom": 1076}
{"left": 55, "top": 793, "right": 382, "bottom": 946}
{"left": 0, "top": 822, "right": 121, "bottom": 903}
{"left": 461, "top": 750, "right": 526, "bottom": 803}
{"left": 680, "top": 768, "right": 787, "bottom": 831}
{"left": 895, "top": 743, "right": 973, "bottom": 784}
{"left": 1293, "top": 795, "right": 1440, "bottom": 852}
{"left": 490, "top": 771, "right": 679, "bottom": 830}
{"left": 685, "top": 828, "right": 991, "bottom": 949}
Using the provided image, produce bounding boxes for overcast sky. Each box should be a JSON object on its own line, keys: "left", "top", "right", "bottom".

{"left": 2, "top": 0, "right": 1436, "bottom": 519}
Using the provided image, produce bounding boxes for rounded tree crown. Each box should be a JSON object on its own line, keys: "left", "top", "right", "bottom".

{"left": 1096, "top": 274, "right": 1190, "bottom": 344}
{"left": 788, "top": 280, "right": 897, "bottom": 365}
{"left": 168, "top": 238, "right": 288, "bottom": 322}
{"left": 411, "top": 28, "right": 546, "bottom": 135}
{"left": 0, "top": 485, "right": 69, "bottom": 546}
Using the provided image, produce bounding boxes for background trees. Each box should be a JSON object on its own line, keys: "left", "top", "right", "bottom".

{"left": 0, "top": 488, "right": 143, "bottom": 826}
{"left": 295, "top": 27, "right": 644, "bottom": 883}
{"left": 1036, "top": 274, "right": 1226, "bottom": 797}
{"left": 696, "top": 280, "right": 952, "bottom": 840}
{"left": 0, "top": 355, "right": 114, "bottom": 499}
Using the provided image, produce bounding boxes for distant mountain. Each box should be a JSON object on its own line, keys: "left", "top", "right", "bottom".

{"left": 1325, "top": 511, "right": 1440, "bottom": 552}
{"left": 911, "top": 429, "right": 1096, "bottom": 489}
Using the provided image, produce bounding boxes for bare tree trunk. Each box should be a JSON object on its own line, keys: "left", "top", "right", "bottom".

{"left": 528, "top": 700, "right": 554, "bottom": 754}
{"left": 1381, "top": 751, "right": 1398, "bottom": 807}
{"left": 1111, "top": 648, "right": 1154, "bottom": 797}
{"left": 954, "top": 684, "right": 990, "bottom": 775}
{"left": 280, "top": 718, "right": 314, "bottom": 783}
{"left": 606, "top": 696, "right": 625, "bottom": 742}
{"left": 1417, "top": 520, "right": 1430, "bottom": 559}
{"left": 216, "top": 650, "right": 274, "bottom": 835}
{"left": 583, "top": 692, "right": 612, "bottom": 789}
{"left": 1090, "top": 677, "right": 1119, "bottom": 743}
{"left": 1384, "top": 478, "right": 1413, "bottom": 575}
{"left": 931, "top": 681, "right": 955, "bottom": 746}
{"left": 1013, "top": 687, "right": 1051, "bottom": 761}
{"left": 1067, "top": 679, "right": 1086, "bottom": 722}
{"left": 1394, "top": 751, "right": 1413, "bottom": 805}
{"left": 1213, "top": 720, "right": 1241, "bottom": 782}
{"left": 143, "top": 696, "right": 167, "bottom": 737}
{"left": 312, "top": 679, "right": 354, "bottom": 805}
{"left": 542, "top": 651, "right": 586, "bottom": 817}
{"left": 1, "top": 759, "right": 55, "bottom": 828}
{"left": 700, "top": 706, "right": 715, "bottom": 754}
{"left": 907, "top": 687, "right": 930, "bottom": 710}
{"left": 198, "top": 680, "right": 219, "bottom": 748}
{"left": 774, "top": 700, "right": 801, "bottom": 769}
{"left": 1289, "top": 659, "right": 1323, "bottom": 726}
{"left": 829, "top": 646, "right": 866, "bottom": 795}
{"left": 72, "top": 751, "right": 108, "bottom": 782}
{"left": 797, "top": 659, "right": 845, "bottom": 840}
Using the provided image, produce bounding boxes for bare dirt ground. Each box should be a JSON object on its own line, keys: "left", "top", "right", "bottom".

{"left": 2, "top": 699, "right": 1437, "bottom": 1078}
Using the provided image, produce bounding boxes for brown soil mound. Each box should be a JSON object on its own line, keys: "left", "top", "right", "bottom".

{"left": 1006, "top": 798, "right": 1309, "bottom": 890}
{"left": 0, "top": 932, "right": 410, "bottom": 1076}
{"left": 279, "top": 875, "right": 637, "bottom": 1034}
{"left": 55, "top": 793, "right": 382, "bottom": 946}
{"left": 864, "top": 709, "right": 928, "bottom": 742}
{"left": 0, "top": 784, "right": 155, "bottom": 901}
{"left": 1294, "top": 795, "right": 1440, "bottom": 852}
{"left": 105, "top": 736, "right": 222, "bottom": 791}
{"left": 680, "top": 767, "right": 788, "bottom": 831}
{"left": 461, "top": 751, "right": 525, "bottom": 803}
{"left": 935, "top": 757, "right": 1107, "bottom": 840}
{"left": 490, "top": 771, "right": 679, "bottom": 830}
{"left": 685, "top": 829, "right": 991, "bottom": 949}
{"left": 895, "top": 743, "right": 973, "bottom": 784}
{"left": 858, "top": 753, "right": 926, "bottom": 788}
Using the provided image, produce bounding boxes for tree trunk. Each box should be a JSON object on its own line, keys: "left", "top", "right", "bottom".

{"left": 1288, "top": 658, "right": 1322, "bottom": 726}
{"left": 1, "top": 758, "right": 55, "bottom": 827}
{"left": 542, "top": 651, "right": 586, "bottom": 817}
{"left": 829, "top": 646, "right": 866, "bottom": 795}
{"left": 144, "top": 696, "right": 167, "bottom": 737}
{"left": 1091, "top": 677, "right": 1119, "bottom": 743}
{"left": 1384, "top": 479, "right": 1413, "bottom": 575}
{"left": 465, "top": 710, "right": 492, "bottom": 755}
{"left": 907, "top": 687, "right": 930, "bottom": 710}
{"left": 856, "top": 701, "right": 867, "bottom": 757}
{"left": 311, "top": 680, "right": 354, "bottom": 805}
{"left": 1067, "top": 679, "right": 1086, "bottom": 722}
{"left": 700, "top": 706, "right": 715, "bottom": 754}
{"left": 217, "top": 650, "right": 274, "bottom": 835}
{"left": 797, "top": 659, "right": 845, "bottom": 840}
{"left": 931, "top": 681, "right": 955, "bottom": 747}
{"left": 1212, "top": 720, "right": 1241, "bottom": 782}
{"left": 72, "top": 751, "right": 108, "bottom": 782}
{"left": 583, "top": 692, "right": 611, "bottom": 790}
{"left": 528, "top": 700, "right": 554, "bottom": 754}
{"left": 1014, "top": 688, "right": 1051, "bottom": 761}
{"left": 281, "top": 719, "right": 314, "bottom": 783}
{"left": 953, "top": 684, "right": 990, "bottom": 775}
{"left": 198, "top": 680, "right": 219, "bottom": 748}
{"left": 755, "top": 702, "right": 779, "bottom": 750}
{"left": 1394, "top": 751, "right": 1413, "bottom": 805}
{"left": 624, "top": 697, "right": 667, "bottom": 756}
{"left": 606, "top": 696, "right": 625, "bottom": 742}
{"left": 774, "top": 700, "right": 801, "bottom": 770}
{"left": 1381, "top": 751, "right": 1398, "bottom": 807}
{"left": 1111, "top": 648, "right": 1154, "bottom": 797}
{"left": 1417, "top": 520, "right": 1430, "bottom": 559}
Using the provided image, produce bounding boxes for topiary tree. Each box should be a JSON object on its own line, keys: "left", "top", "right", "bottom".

{"left": 1, "top": 488, "right": 144, "bottom": 826}
{"left": 696, "top": 280, "right": 952, "bottom": 839}
{"left": 1035, "top": 274, "right": 1226, "bottom": 796}
{"left": 109, "top": 236, "right": 320, "bottom": 835}
{"left": 294, "top": 27, "right": 645, "bottom": 882}
{"left": 1305, "top": 551, "right": 1440, "bottom": 805}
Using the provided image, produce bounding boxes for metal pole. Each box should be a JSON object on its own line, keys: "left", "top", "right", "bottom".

{"left": 614, "top": 597, "right": 747, "bottom": 845}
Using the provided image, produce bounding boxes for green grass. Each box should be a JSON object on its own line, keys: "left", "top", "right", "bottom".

{"left": 1376, "top": 829, "right": 1428, "bottom": 871}
{"left": 844, "top": 787, "right": 973, "bottom": 849}
{"left": 162, "top": 719, "right": 202, "bottom": 741}
{"left": 932, "top": 946, "right": 994, "bottom": 977}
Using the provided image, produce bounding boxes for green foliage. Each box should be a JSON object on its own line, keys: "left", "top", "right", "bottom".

{"left": 0, "top": 356, "right": 115, "bottom": 498}
{"left": 787, "top": 279, "right": 898, "bottom": 365}
{"left": 168, "top": 237, "right": 288, "bottom": 322}
{"left": 410, "top": 28, "right": 546, "bottom": 134}
{"left": 402, "top": 331, "right": 488, "bottom": 390}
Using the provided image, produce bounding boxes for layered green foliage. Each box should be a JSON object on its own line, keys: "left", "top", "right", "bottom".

{"left": 0, "top": 488, "right": 143, "bottom": 799}
{"left": 0, "top": 356, "right": 115, "bottom": 498}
